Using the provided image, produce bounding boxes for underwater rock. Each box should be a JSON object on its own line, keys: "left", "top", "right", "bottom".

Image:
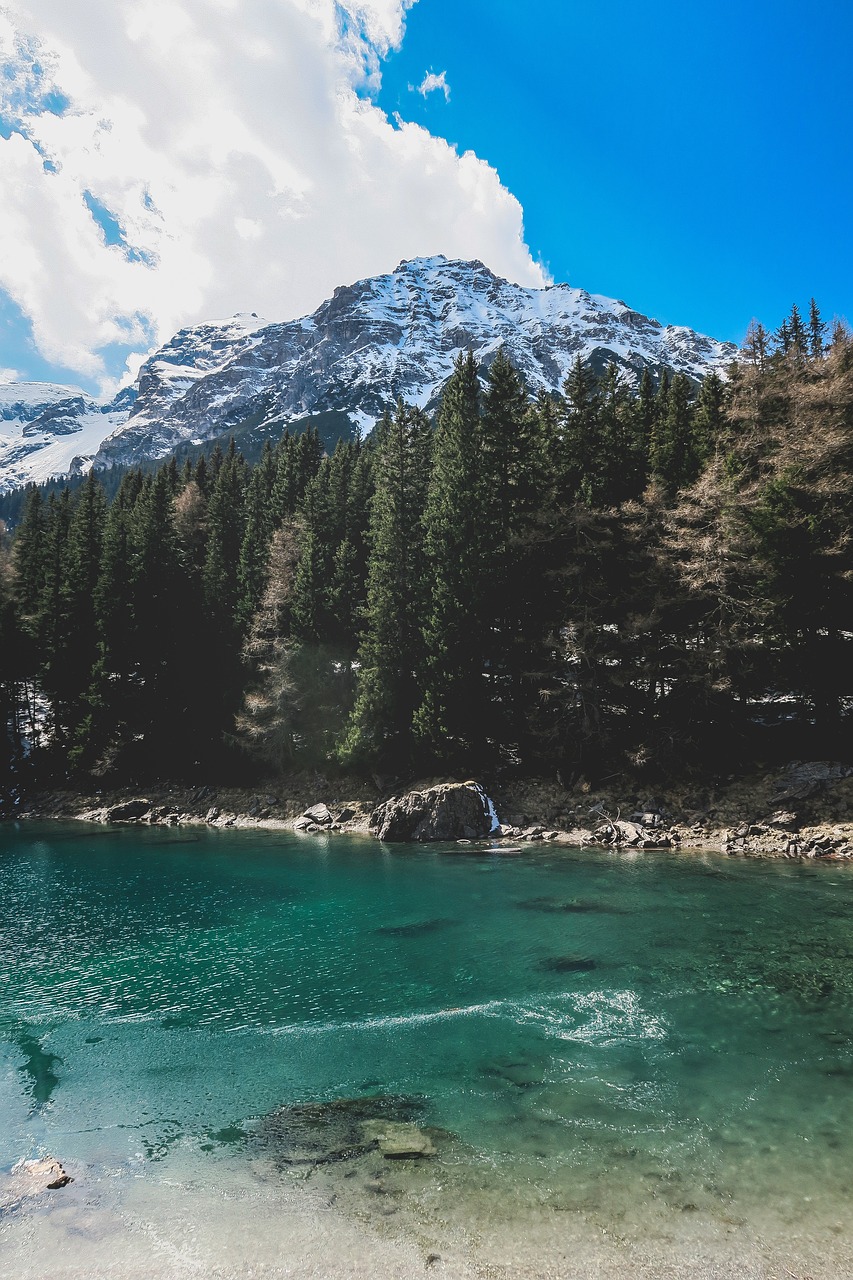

{"left": 374, "top": 918, "right": 456, "bottom": 938}
{"left": 537, "top": 956, "right": 598, "bottom": 974}
{"left": 360, "top": 1120, "right": 437, "bottom": 1158}
{"left": 254, "top": 1095, "right": 426, "bottom": 1168}
{"left": 8, "top": 1156, "right": 73, "bottom": 1194}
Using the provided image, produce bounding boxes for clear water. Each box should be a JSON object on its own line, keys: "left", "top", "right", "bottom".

{"left": 2, "top": 822, "right": 853, "bottom": 1277}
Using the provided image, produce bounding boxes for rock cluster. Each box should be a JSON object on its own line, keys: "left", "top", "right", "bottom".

{"left": 294, "top": 803, "right": 356, "bottom": 834}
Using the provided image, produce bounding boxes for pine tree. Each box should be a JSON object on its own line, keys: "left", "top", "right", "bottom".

{"left": 635, "top": 367, "right": 657, "bottom": 462}
{"left": 0, "top": 519, "right": 27, "bottom": 772}
{"left": 479, "top": 352, "right": 558, "bottom": 748}
{"left": 787, "top": 304, "right": 809, "bottom": 359}
{"left": 650, "top": 373, "right": 695, "bottom": 493}
{"left": 59, "top": 471, "right": 106, "bottom": 743}
{"left": 238, "top": 440, "right": 277, "bottom": 628}
{"left": 808, "top": 298, "right": 827, "bottom": 360}
{"left": 692, "top": 372, "right": 726, "bottom": 464}
{"left": 340, "top": 405, "right": 432, "bottom": 766}
{"left": 36, "top": 488, "right": 73, "bottom": 744}
{"left": 413, "top": 352, "right": 487, "bottom": 763}
{"left": 558, "top": 356, "right": 600, "bottom": 502}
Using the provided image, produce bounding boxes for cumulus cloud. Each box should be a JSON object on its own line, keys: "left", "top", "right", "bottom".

{"left": 0, "top": 0, "right": 545, "bottom": 394}
{"left": 413, "top": 69, "right": 450, "bottom": 101}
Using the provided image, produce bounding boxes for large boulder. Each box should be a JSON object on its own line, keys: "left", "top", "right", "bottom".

{"left": 105, "top": 799, "right": 151, "bottom": 822}
{"left": 370, "top": 782, "right": 497, "bottom": 843}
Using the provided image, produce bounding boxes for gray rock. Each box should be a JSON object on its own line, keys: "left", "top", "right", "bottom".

{"left": 360, "top": 1120, "right": 437, "bottom": 1159}
{"left": 302, "top": 803, "right": 333, "bottom": 825}
{"left": 370, "top": 782, "right": 496, "bottom": 843}
{"left": 105, "top": 799, "right": 151, "bottom": 822}
{"left": 630, "top": 811, "right": 662, "bottom": 828}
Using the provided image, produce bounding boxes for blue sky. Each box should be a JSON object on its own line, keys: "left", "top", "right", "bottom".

{"left": 378, "top": 0, "right": 853, "bottom": 344}
{"left": 1, "top": 0, "right": 851, "bottom": 395}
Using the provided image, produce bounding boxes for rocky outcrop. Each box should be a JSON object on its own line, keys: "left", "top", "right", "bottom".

{"left": 370, "top": 782, "right": 499, "bottom": 843}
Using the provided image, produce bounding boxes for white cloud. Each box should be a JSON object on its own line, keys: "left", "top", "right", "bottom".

{"left": 0, "top": 0, "right": 546, "bottom": 395}
{"left": 413, "top": 70, "right": 450, "bottom": 101}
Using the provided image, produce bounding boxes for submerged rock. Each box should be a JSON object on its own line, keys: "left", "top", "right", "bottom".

{"left": 537, "top": 956, "right": 598, "bottom": 974}
{"left": 370, "top": 781, "right": 498, "bottom": 843}
{"left": 5, "top": 1156, "right": 73, "bottom": 1198}
{"left": 254, "top": 1095, "right": 426, "bottom": 1168}
{"left": 374, "top": 918, "right": 456, "bottom": 938}
{"left": 360, "top": 1120, "right": 437, "bottom": 1159}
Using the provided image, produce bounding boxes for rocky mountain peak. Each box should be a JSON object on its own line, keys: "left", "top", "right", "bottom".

{"left": 0, "top": 259, "right": 738, "bottom": 491}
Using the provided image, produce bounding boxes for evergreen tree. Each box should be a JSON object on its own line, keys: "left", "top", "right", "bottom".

{"left": 12, "top": 487, "right": 47, "bottom": 624}
{"left": 692, "top": 371, "right": 726, "bottom": 464}
{"left": 36, "top": 488, "right": 73, "bottom": 744}
{"left": 58, "top": 471, "right": 106, "bottom": 744}
{"left": 650, "top": 373, "right": 695, "bottom": 492}
{"left": 340, "top": 405, "right": 432, "bottom": 766}
{"left": 238, "top": 440, "right": 277, "bottom": 628}
{"left": 413, "top": 352, "right": 486, "bottom": 763}
{"left": 634, "top": 367, "right": 657, "bottom": 462}
{"left": 808, "top": 298, "right": 827, "bottom": 360}
{"left": 557, "top": 356, "right": 600, "bottom": 502}
{"left": 787, "top": 303, "right": 809, "bottom": 358}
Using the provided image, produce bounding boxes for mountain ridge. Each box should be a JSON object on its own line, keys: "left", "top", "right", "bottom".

{"left": 0, "top": 256, "right": 738, "bottom": 493}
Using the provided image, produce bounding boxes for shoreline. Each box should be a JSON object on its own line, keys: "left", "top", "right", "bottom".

{"left": 7, "top": 758, "right": 853, "bottom": 861}
{"left": 6, "top": 1139, "right": 853, "bottom": 1280}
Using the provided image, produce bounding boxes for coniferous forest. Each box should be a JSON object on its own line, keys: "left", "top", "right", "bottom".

{"left": 1, "top": 303, "right": 851, "bottom": 799}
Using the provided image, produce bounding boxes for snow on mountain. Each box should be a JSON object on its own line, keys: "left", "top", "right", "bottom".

{"left": 0, "top": 258, "right": 738, "bottom": 489}
{"left": 0, "top": 383, "right": 128, "bottom": 495}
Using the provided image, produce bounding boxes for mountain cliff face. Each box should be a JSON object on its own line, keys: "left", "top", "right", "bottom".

{"left": 0, "top": 257, "right": 738, "bottom": 491}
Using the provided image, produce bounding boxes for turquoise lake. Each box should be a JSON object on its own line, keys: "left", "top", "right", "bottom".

{"left": 2, "top": 822, "right": 853, "bottom": 1278}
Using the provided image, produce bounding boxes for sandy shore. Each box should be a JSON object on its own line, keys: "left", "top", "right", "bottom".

{"left": 3, "top": 1143, "right": 851, "bottom": 1280}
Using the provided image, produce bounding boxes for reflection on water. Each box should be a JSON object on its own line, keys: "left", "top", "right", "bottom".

{"left": 1, "top": 822, "right": 853, "bottom": 1276}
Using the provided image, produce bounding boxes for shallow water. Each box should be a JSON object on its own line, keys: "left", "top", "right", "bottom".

{"left": 2, "top": 822, "right": 853, "bottom": 1277}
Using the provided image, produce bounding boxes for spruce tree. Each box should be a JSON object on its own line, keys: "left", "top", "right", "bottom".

{"left": 238, "top": 440, "right": 277, "bottom": 628}
{"left": 340, "top": 405, "right": 432, "bottom": 766}
{"left": 650, "top": 372, "right": 695, "bottom": 493}
{"left": 59, "top": 471, "right": 106, "bottom": 743}
{"left": 808, "top": 298, "right": 827, "bottom": 360}
{"left": 413, "top": 352, "right": 486, "bottom": 763}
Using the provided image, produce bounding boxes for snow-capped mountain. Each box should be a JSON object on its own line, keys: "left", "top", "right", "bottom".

{"left": 0, "top": 383, "right": 129, "bottom": 495}
{"left": 0, "top": 257, "right": 738, "bottom": 491}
